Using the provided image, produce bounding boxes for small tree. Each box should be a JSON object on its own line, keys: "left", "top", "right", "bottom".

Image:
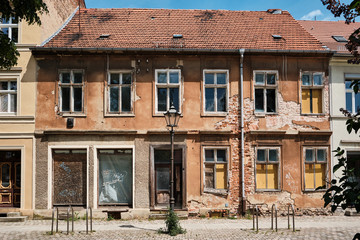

{"left": 158, "top": 209, "right": 186, "bottom": 236}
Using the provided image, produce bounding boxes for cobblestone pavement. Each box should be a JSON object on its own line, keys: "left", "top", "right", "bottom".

{"left": 0, "top": 216, "right": 359, "bottom": 239}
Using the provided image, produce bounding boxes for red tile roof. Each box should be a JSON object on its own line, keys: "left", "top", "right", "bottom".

{"left": 43, "top": 8, "right": 326, "bottom": 51}
{"left": 299, "top": 20, "right": 360, "bottom": 53}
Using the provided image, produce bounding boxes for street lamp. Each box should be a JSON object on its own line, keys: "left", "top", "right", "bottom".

{"left": 164, "top": 104, "right": 180, "bottom": 210}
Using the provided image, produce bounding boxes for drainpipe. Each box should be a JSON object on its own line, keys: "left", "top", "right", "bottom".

{"left": 239, "top": 49, "right": 246, "bottom": 215}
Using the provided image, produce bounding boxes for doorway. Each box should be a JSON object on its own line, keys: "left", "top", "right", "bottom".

{"left": 0, "top": 151, "right": 21, "bottom": 208}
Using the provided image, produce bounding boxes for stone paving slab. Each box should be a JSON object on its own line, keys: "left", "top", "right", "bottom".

{"left": 0, "top": 216, "right": 359, "bottom": 239}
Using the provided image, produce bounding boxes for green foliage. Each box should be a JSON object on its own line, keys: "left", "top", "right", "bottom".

{"left": 318, "top": 147, "right": 360, "bottom": 213}
{"left": 0, "top": 0, "right": 48, "bottom": 69}
{"left": 158, "top": 209, "right": 186, "bottom": 236}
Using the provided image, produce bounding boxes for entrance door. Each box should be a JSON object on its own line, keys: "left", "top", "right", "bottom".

{"left": 53, "top": 149, "right": 87, "bottom": 206}
{"left": 0, "top": 151, "right": 21, "bottom": 208}
{"left": 154, "top": 149, "right": 182, "bottom": 208}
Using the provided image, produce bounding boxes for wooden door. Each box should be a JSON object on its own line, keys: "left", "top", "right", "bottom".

{"left": 0, "top": 151, "right": 21, "bottom": 208}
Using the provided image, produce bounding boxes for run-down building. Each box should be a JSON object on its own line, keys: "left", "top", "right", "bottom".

{"left": 300, "top": 20, "right": 360, "bottom": 191}
{"left": 0, "top": 0, "right": 85, "bottom": 217}
{"left": 31, "top": 8, "right": 332, "bottom": 218}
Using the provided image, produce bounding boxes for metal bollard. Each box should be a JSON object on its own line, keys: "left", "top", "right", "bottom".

{"left": 67, "top": 207, "right": 70, "bottom": 235}
{"left": 71, "top": 207, "right": 74, "bottom": 232}
{"left": 287, "top": 204, "right": 295, "bottom": 232}
{"left": 271, "top": 204, "right": 278, "bottom": 232}
{"left": 90, "top": 207, "right": 92, "bottom": 232}
{"left": 252, "top": 205, "right": 259, "bottom": 232}
{"left": 86, "top": 207, "right": 88, "bottom": 234}
{"left": 56, "top": 207, "right": 59, "bottom": 233}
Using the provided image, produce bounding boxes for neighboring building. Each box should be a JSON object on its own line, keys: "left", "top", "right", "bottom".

{"left": 300, "top": 20, "right": 360, "bottom": 188}
{"left": 32, "top": 8, "right": 332, "bottom": 218}
{"left": 0, "top": 0, "right": 85, "bottom": 217}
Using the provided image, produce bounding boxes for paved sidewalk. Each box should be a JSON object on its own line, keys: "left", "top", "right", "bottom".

{"left": 0, "top": 216, "right": 359, "bottom": 239}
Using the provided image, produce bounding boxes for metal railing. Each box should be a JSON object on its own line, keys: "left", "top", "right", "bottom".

{"left": 66, "top": 206, "right": 74, "bottom": 235}
{"left": 51, "top": 207, "right": 59, "bottom": 234}
{"left": 86, "top": 207, "right": 92, "bottom": 234}
{"left": 252, "top": 205, "right": 259, "bottom": 232}
{"left": 287, "top": 204, "right": 295, "bottom": 232}
{"left": 271, "top": 204, "right": 278, "bottom": 232}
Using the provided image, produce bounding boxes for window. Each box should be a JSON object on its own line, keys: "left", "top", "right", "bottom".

{"left": 304, "top": 147, "right": 327, "bottom": 190}
{"left": 204, "top": 148, "right": 228, "bottom": 190}
{"left": 301, "top": 72, "right": 324, "bottom": 114}
{"left": 98, "top": 149, "right": 133, "bottom": 205}
{"left": 346, "top": 151, "right": 360, "bottom": 187}
{"left": 0, "top": 81, "right": 17, "bottom": 113}
{"left": 255, "top": 148, "right": 280, "bottom": 190}
{"left": 107, "top": 72, "right": 133, "bottom": 114}
{"left": 254, "top": 71, "right": 277, "bottom": 113}
{"left": 155, "top": 69, "right": 181, "bottom": 113}
{"left": 59, "top": 70, "right": 84, "bottom": 113}
{"left": 0, "top": 17, "right": 19, "bottom": 43}
{"left": 345, "top": 80, "right": 360, "bottom": 113}
{"left": 203, "top": 70, "right": 228, "bottom": 113}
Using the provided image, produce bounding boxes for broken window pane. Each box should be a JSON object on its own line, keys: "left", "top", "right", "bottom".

{"left": 157, "top": 72, "right": 167, "bottom": 83}
{"left": 257, "top": 149, "right": 266, "bottom": 162}
{"left": 110, "top": 87, "right": 119, "bottom": 112}
{"left": 61, "top": 87, "right": 70, "bottom": 111}
{"left": 302, "top": 74, "right": 311, "bottom": 86}
{"left": 217, "top": 88, "right": 226, "bottom": 112}
{"left": 157, "top": 88, "right": 167, "bottom": 111}
{"left": 217, "top": 73, "right": 226, "bottom": 84}
{"left": 267, "top": 73, "right": 276, "bottom": 85}
{"left": 205, "top": 73, "right": 214, "bottom": 84}
{"left": 121, "top": 86, "right": 131, "bottom": 112}
{"left": 205, "top": 149, "right": 214, "bottom": 162}
{"left": 110, "top": 74, "right": 119, "bottom": 84}
{"left": 255, "top": 89, "right": 264, "bottom": 112}
{"left": 122, "top": 73, "right": 132, "bottom": 84}
{"left": 73, "top": 88, "right": 82, "bottom": 112}
{"left": 255, "top": 73, "right": 265, "bottom": 85}
{"left": 169, "top": 88, "right": 179, "bottom": 111}
{"left": 205, "top": 88, "right": 215, "bottom": 111}
{"left": 205, "top": 165, "right": 214, "bottom": 189}
{"left": 169, "top": 72, "right": 179, "bottom": 83}
{"left": 217, "top": 150, "right": 226, "bottom": 162}
{"left": 266, "top": 89, "right": 276, "bottom": 112}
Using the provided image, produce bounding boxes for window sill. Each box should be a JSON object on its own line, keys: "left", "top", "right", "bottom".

{"left": 104, "top": 113, "right": 135, "bottom": 117}
{"left": 255, "top": 189, "right": 281, "bottom": 193}
{"left": 300, "top": 113, "right": 326, "bottom": 116}
{"left": 60, "top": 113, "right": 86, "bottom": 118}
{"left": 204, "top": 188, "right": 228, "bottom": 196}
{"left": 201, "top": 112, "right": 228, "bottom": 117}
{"left": 303, "top": 189, "right": 327, "bottom": 193}
{"left": 254, "top": 112, "right": 278, "bottom": 117}
{"left": 153, "top": 113, "right": 183, "bottom": 117}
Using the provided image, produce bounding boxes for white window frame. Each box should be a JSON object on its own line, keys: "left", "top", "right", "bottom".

{"left": 155, "top": 69, "right": 182, "bottom": 114}
{"left": 253, "top": 71, "right": 278, "bottom": 114}
{"left": 345, "top": 79, "right": 360, "bottom": 114}
{"left": 203, "top": 69, "right": 229, "bottom": 114}
{"left": 58, "top": 70, "right": 85, "bottom": 114}
{"left": 106, "top": 70, "right": 134, "bottom": 115}
{"left": 255, "top": 147, "right": 281, "bottom": 191}
{"left": 0, "top": 16, "right": 19, "bottom": 43}
{"left": 301, "top": 72, "right": 324, "bottom": 114}
{"left": 203, "top": 147, "right": 229, "bottom": 193}
{"left": 0, "top": 73, "right": 20, "bottom": 115}
{"left": 303, "top": 147, "right": 328, "bottom": 191}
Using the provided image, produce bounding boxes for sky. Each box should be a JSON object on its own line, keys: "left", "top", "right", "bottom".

{"left": 85, "top": 0, "right": 343, "bottom": 21}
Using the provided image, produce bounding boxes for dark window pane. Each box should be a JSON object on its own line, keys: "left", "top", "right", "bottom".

{"left": 10, "top": 94, "right": 16, "bottom": 112}
{"left": 356, "top": 93, "right": 360, "bottom": 113}
{"left": 1, "top": 164, "right": 10, "bottom": 187}
{"left": 169, "top": 88, "right": 179, "bottom": 111}
{"left": 11, "top": 17, "right": 18, "bottom": 24}
{"left": 16, "top": 164, "right": 21, "bottom": 188}
{"left": 205, "top": 73, "right": 214, "bottom": 84}
{"left": 266, "top": 89, "right": 276, "bottom": 113}
{"left": 217, "top": 88, "right": 226, "bottom": 112}
{"left": 73, "top": 87, "right": 82, "bottom": 112}
{"left": 121, "top": 86, "right": 131, "bottom": 112}
{"left": 205, "top": 88, "right": 215, "bottom": 111}
{"left": 267, "top": 73, "right": 276, "bottom": 85}
{"left": 0, "top": 82, "right": 8, "bottom": 90}
{"left": 255, "top": 73, "right": 265, "bottom": 85}
{"left": 110, "top": 74, "right": 119, "bottom": 84}
{"left": 346, "top": 92, "right": 353, "bottom": 112}
{"left": 73, "top": 72, "right": 83, "bottom": 83}
{"left": 317, "top": 149, "right": 326, "bottom": 162}
{"left": 302, "top": 74, "right": 311, "bottom": 86}
{"left": 155, "top": 150, "right": 171, "bottom": 163}
{"left": 122, "top": 73, "right": 132, "bottom": 84}
{"left": 217, "top": 150, "right": 226, "bottom": 162}
{"left": 345, "top": 80, "right": 352, "bottom": 89}
{"left": 257, "top": 149, "right": 266, "bottom": 162}
{"left": 10, "top": 81, "right": 16, "bottom": 90}
{"left": 157, "top": 88, "right": 167, "bottom": 111}
{"left": 61, "top": 73, "right": 71, "bottom": 83}
{"left": 157, "top": 72, "right": 167, "bottom": 83}
{"left": 305, "top": 149, "right": 314, "bottom": 162}
{"left": 217, "top": 73, "right": 226, "bottom": 84}
{"left": 11, "top": 27, "right": 18, "bottom": 42}
{"left": 205, "top": 150, "right": 214, "bottom": 162}
{"left": 255, "top": 89, "right": 264, "bottom": 112}
{"left": 269, "top": 149, "right": 278, "bottom": 162}
{"left": 110, "top": 87, "right": 119, "bottom": 112}
{"left": 61, "top": 87, "right": 70, "bottom": 111}
{"left": 314, "top": 74, "right": 322, "bottom": 85}
{"left": 169, "top": 72, "right": 179, "bottom": 83}
{"left": 156, "top": 167, "right": 170, "bottom": 190}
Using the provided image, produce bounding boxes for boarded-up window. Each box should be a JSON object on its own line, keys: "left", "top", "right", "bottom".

{"left": 98, "top": 149, "right": 132, "bottom": 205}
{"left": 53, "top": 150, "right": 87, "bottom": 206}
{"left": 304, "top": 148, "right": 327, "bottom": 190}
{"left": 256, "top": 148, "right": 280, "bottom": 190}
{"left": 301, "top": 72, "right": 324, "bottom": 114}
{"left": 204, "top": 148, "right": 228, "bottom": 190}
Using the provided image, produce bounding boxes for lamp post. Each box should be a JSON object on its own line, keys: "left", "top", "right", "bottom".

{"left": 164, "top": 104, "right": 180, "bottom": 211}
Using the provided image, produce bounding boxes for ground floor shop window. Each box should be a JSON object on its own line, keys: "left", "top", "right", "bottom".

{"left": 98, "top": 149, "right": 132, "bottom": 206}
{"left": 204, "top": 148, "right": 228, "bottom": 191}
{"left": 304, "top": 147, "right": 327, "bottom": 190}
{"left": 255, "top": 147, "right": 280, "bottom": 190}
{"left": 347, "top": 151, "right": 360, "bottom": 186}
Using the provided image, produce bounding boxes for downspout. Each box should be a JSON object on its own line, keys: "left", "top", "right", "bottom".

{"left": 239, "top": 49, "right": 246, "bottom": 215}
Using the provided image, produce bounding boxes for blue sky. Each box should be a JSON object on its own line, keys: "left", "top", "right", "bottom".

{"left": 85, "top": 0, "right": 341, "bottom": 21}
